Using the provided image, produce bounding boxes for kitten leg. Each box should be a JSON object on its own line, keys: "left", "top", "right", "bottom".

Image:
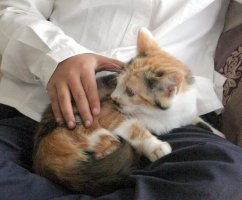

{"left": 113, "top": 119, "right": 172, "bottom": 162}
{"left": 192, "top": 117, "right": 225, "bottom": 138}
{"left": 86, "top": 128, "right": 121, "bottom": 159}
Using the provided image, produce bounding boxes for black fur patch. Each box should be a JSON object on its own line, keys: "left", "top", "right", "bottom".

{"left": 101, "top": 74, "right": 117, "bottom": 88}
{"left": 145, "top": 78, "right": 157, "bottom": 89}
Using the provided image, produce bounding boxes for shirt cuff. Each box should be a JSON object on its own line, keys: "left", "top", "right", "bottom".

{"left": 39, "top": 42, "right": 93, "bottom": 88}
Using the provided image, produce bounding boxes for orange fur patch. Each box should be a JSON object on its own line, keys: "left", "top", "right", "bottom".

{"left": 129, "top": 123, "right": 151, "bottom": 140}
{"left": 98, "top": 101, "right": 125, "bottom": 131}
{"left": 94, "top": 134, "right": 121, "bottom": 159}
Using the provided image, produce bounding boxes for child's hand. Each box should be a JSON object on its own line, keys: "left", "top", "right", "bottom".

{"left": 47, "top": 53, "right": 124, "bottom": 129}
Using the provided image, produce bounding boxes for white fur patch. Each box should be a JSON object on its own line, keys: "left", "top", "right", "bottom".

{"left": 113, "top": 119, "right": 172, "bottom": 161}
{"left": 135, "top": 88, "right": 198, "bottom": 135}
{"left": 87, "top": 128, "right": 115, "bottom": 151}
{"left": 112, "top": 119, "right": 138, "bottom": 139}
{"left": 143, "top": 137, "right": 172, "bottom": 161}
{"left": 110, "top": 76, "right": 126, "bottom": 103}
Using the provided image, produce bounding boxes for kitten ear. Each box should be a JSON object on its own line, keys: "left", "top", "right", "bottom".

{"left": 137, "top": 28, "right": 160, "bottom": 56}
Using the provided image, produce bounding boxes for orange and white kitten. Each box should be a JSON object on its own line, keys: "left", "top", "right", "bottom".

{"left": 33, "top": 28, "right": 223, "bottom": 196}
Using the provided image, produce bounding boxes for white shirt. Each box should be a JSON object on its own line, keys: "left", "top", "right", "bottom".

{"left": 0, "top": 0, "right": 229, "bottom": 122}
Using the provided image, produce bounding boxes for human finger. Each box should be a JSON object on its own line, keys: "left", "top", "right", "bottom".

{"left": 96, "top": 56, "right": 125, "bottom": 72}
{"left": 80, "top": 68, "right": 100, "bottom": 118}
{"left": 47, "top": 85, "right": 64, "bottom": 124}
{"left": 69, "top": 75, "right": 93, "bottom": 127}
{"left": 56, "top": 82, "right": 76, "bottom": 129}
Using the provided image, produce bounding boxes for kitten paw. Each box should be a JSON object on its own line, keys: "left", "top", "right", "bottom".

{"left": 146, "top": 140, "right": 172, "bottom": 162}
{"left": 94, "top": 134, "right": 121, "bottom": 160}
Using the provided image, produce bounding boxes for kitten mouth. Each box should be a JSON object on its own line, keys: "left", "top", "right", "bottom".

{"left": 114, "top": 104, "right": 123, "bottom": 113}
{"left": 112, "top": 100, "right": 123, "bottom": 112}
{"left": 114, "top": 104, "right": 128, "bottom": 115}
{"left": 116, "top": 106, "right": 133, "bottom": 116}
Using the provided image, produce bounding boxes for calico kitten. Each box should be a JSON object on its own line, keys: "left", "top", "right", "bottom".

{"left": 33, "top": 28, "right": 223, "bottom": 196}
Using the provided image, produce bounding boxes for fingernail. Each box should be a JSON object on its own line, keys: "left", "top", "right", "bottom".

{"left": 56, "top": 118, "right": 63, "bottom": 123}
{"left": 92, "top": 108, "right": 100, "bottom": 116}
{"left": 85, "top": 120, "right": 91, "bottom": 127}
{"left": 56, "top": 118, "right": 64, "bottom": 126}
{"left": 68, "top": 121, "right": 75, "bottom": 129}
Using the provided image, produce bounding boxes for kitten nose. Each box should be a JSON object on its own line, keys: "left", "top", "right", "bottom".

{"left": 111, "top": 92, "right": 120, "bottom": 106}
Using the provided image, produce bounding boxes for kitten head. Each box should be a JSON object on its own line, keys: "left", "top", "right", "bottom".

{"left": 111, "top": 28, "right": 194, "bottom": 116}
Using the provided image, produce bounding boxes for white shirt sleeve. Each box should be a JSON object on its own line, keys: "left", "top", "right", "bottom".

{"left": 0, "top": 0, "right": 228, "bottom": 119}
{"left": 0, "top": 0, "right": 92, "bottom": 87}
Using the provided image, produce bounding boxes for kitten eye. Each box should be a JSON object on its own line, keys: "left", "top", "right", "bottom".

{"left": 126, "top": 87, "right": 135, "bottom": 97}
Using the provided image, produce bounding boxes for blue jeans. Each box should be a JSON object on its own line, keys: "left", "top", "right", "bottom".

{"left": 0, "top": 105, "right": 70, "bottom": 200}
{"left": 0, "top": 104, "right": 242, "bottom": 200}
